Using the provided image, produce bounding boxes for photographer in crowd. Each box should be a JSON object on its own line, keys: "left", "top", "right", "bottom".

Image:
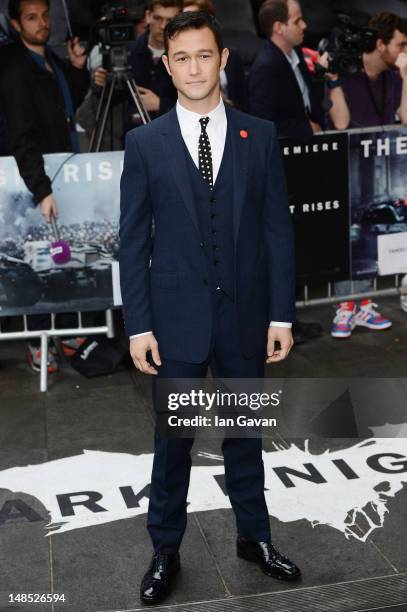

{"left": 93, "top": 0, "right": 182, "bottom": 128}
{"left": 249, "top": 0, "right": 324, "bottom": 140}
{"left": 325, "top": 12, "right": 407, "bottom": 129}
{"left": 0, "top": 0, "right": 89, "bottom": 372}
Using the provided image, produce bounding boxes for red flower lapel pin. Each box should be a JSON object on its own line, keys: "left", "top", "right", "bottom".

{"left": 240, "top": 129, "right": 248, "bottom": 139}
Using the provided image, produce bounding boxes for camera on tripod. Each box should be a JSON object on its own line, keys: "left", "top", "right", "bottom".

{"left": 319, "top": 15, "right": 378, "bottom": 75}
{"left": 92, "top": 1, "right": 144, "bottom": 72}
{"left": 89, "top": 1, "right": 150, "bottom": 153}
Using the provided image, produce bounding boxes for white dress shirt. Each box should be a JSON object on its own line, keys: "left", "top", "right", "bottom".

{"left": 130, "top": 98, "right": 291, "bottom": 338}
{"left": 176, "top": 97, "right": 227, "bottom": 183}
{"left": 285, "top": 49, "right": 311, "bottom": 113}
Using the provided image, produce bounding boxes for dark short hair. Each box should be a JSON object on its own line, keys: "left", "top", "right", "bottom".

{"left": 8, "top": 0, "right": 50, "bottom": 21}
{"left": 183, "top": 0, "right": 215, "bottom": 16}
{"left": 258, "top": 0, "right": 290, "bottom": 37}
{"left": 147, "top": 0, "right": 183, "bottom": 11}
{"left": 369, "top": 11, "right": 407, "bottom": 45}
{"left": 164, "top": 10, "right": 223, "bottom": 55}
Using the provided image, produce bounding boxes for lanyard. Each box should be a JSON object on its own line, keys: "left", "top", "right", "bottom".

{"left": 363, "top": 71, "right": 387, "bottom": 125}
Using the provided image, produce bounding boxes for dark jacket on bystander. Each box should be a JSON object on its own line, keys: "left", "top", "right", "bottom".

{"left": 0, "top": 42, "right": 89, "bottom": 203}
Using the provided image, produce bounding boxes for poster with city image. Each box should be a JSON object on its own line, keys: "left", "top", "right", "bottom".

{"left": 349, "top": 127, "right": 407, "bottom": 278}
{"left": 0, "top": 151, "right": 122, "bottom": 317}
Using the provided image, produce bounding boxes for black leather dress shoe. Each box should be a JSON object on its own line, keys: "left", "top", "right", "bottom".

{"left": 140, "top": 551, "right": 180, "bottom": 605}
{"left": 237, "top": 538, "right": 301, "bottom": 581}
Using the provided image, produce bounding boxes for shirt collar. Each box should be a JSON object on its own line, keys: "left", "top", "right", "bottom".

{"left": 285, "top": 49, "right": 300, "bottom": 68}
{"left": 176, "top": 98, "right": 226, "bottom": 135}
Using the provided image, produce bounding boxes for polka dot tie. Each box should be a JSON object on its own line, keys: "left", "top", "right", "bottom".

{"left": 198, "top": 116, "right": 213, "bottom": 190}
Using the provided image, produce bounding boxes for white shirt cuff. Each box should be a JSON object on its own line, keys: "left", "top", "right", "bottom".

{"left": 269, "top": 321, "right": 292, "bottom": 328}
{"left": 130, "top": 331, "right": 153, "bottom": 339}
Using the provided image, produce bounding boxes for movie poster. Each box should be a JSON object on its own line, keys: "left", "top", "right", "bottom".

{"left": 0, "top": 152, "right": 123, "bottom": 316}
{"left": 281, "top": 132, "right": 350, "bottom": 284}
{"left": 349, "top": 127, "right": 407, "bottom": 277}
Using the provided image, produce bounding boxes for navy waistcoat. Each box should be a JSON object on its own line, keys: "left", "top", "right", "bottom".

{"left": 183, "top": 128, "right": 235, "bottom": 299}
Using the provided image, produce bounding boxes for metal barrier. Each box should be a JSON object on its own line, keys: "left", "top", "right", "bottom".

{"left": 0, "top": 274, "right": 404, "bottom": 392}
{"left": 296, "top": 275, "right": 402, "bottom": 308}
{"left": 0, "top": 309, "right": 114, "bottom": 392}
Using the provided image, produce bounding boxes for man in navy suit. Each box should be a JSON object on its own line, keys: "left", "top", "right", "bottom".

{"left": 249, "top": 0, "right": 324, "bottom": 140}
{"left": 120, "top": 11, "right": 300, "bottom": 605}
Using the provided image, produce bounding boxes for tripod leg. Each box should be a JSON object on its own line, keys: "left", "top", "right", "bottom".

{"left": 126, "top": 78, "right": 151, "bottom": 125}
{"left": 89, "top": 80, "right": 109, "bottom": 152}
{"left": 96, "top": 76, "right": 117, "bottom": 152}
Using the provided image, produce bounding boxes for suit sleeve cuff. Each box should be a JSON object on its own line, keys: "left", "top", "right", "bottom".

{"left": 269, "top": 321, "right": 292, "bottom": 328}
{"left": 130, "top": 331, "right": 153, "bottom": 339}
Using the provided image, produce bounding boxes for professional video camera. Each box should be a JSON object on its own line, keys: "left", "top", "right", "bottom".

{"left": 319, "top": 15, "right": 377, "bottom": 75}
{"left": 89, "top": 1, "right": 144, "bottom": 71}
{"left": 97, "top": 3, "right": 134, "bottom": 48}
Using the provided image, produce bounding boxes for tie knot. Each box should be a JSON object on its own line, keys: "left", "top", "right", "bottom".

{"left": 199, "top": 116, "right": 210, "bottom": 131}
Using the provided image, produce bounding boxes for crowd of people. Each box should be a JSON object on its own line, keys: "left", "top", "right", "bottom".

{"left": 0, "top": 0, "right": 407, "bottom": 373}
{"left": 0, "top": 220, "right": 119, "bottom": 260}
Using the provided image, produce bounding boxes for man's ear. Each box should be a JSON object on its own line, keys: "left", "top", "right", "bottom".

{"left": 145, "top": 9, "right": 152, "bottom": 26}
{"left": 162, "top": 54, "right": 172, "bottom": 76}
{"left": 273, "top": 21, "right": 283, "bottom": 37}
{"left": 10, "top": 19, "right": 21, "bottom": 34}
{"left": 376, "top": 38, "right": 385, "bottom": 53}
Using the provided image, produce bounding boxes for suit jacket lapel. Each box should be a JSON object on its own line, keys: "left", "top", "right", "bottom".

{"left": 160, "top": 107, "right": 201, "bottom": 238}
{"left": 270, "top": 41, "right": 305, "bottom": 107}
{"left": 160, "top": 105, "right": 250, "bottom": 246}
{"left": 226, "top": 106, "right": 250, "bottom": 247}
{"left": 298, "top": 51, "right": 312, "bottom": 91}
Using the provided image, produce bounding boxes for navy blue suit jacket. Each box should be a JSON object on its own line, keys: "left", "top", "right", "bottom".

{"left": 119, "top": 105, "right": 295, "bottom": 363}
{"left": 249, "top": 40, "right": 324, "bottom": 141}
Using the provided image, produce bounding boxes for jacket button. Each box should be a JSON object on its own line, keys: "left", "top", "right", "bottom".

{"left": 210, "top": 197, "right": 216, "bottom": 203}
{"left": 203, "top": 278, "right": 208, "bottom": 286}
{"left": 200, "top": 242, "right": 204, "bottom": 248}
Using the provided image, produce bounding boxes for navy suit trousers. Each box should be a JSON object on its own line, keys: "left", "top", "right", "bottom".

{"left": 147, "top": 290, "right": 271, "bottom": 553}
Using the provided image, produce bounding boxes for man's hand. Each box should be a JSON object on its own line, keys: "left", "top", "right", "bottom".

{"left": 317, "top": 51, "right": 339, "bottom": 81}
{"left": 94, "top": 67, "right": 108, "bottom": 88}
{"left": 396, "top": 52, "right": 407, "bottom": 80}
{"left": 266, "top": 327, "right": 294, "bottom": 364}
{"left": 130, "top": 333, "right": 162, "bottom": 375}
{"left": 40, "top": 194, "right": 58, "bottom": 223}
{"left": 67, "top": 37, "right": 87, "bottom": 70}
{"left": 138, "top": 86, "right": 160, "bottom": 112}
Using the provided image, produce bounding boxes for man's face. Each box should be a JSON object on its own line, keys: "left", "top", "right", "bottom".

{"left": 379, "top": 29, "right": 407, "bottom": 68}
{"left": 146, "top": 4, "right": 180, "bottom": 48}
{"left": 11, "top": 0, "right": 51, "bottom": 46}
{"left": 163, "top": 26, "right": 228, "bottom": 103}
{"left": 278, "top": 0, "right": 306, "bottom": 48}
